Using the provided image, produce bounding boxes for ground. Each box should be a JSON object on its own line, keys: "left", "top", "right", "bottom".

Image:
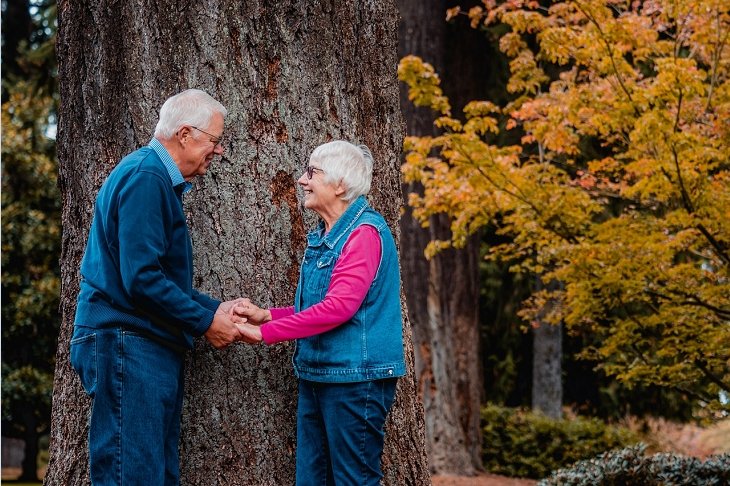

{"left": 432, "top": 473, "right": 537, "bottom": 486}
{"left": 3, "top": 419, "right": 728, "bottom": 484}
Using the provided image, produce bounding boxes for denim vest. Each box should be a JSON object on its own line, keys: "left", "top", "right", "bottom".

{"left": 293, "top": 196, "right": 406, "bottom": 383}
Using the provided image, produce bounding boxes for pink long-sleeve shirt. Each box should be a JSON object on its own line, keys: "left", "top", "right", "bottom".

{"left": 260, "top": 225, "right": 382, "bottom": 345}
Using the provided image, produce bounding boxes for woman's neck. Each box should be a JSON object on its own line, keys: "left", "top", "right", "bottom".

{"left": 321, "top": 199, "right": 350, "bottom": 232}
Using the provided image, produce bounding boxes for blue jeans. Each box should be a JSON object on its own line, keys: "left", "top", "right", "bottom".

{"left": 295, "top": 378, "right": 398, "bottom": 486}
{"left": 70, "top": 326, "right": 185, "bottom": 486}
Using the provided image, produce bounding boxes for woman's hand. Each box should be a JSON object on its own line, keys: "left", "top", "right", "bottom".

{"left": 230, "top": 298, "right": 272, "bottom": 325}
{"left": 236, "top": 322, "right": 263, "bottom": 344}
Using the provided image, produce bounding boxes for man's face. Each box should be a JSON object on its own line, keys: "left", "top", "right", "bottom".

{"left": 179, "top": 112, "right": 225, "bottom": 180}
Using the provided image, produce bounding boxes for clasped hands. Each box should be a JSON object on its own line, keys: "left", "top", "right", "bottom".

{"left": 204, "top": 298, "right": 270, "bottom": 349}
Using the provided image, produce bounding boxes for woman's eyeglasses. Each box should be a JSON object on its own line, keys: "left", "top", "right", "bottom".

{"left": 305, "top": 166, "right": 325, "bottom": 179}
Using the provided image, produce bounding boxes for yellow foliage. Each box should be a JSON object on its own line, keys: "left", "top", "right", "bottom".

{"left": 399, "top": 0, "right": 730, "bottom": 410}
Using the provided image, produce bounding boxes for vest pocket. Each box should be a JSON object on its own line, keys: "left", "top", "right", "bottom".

{"left": 317, "top": 254, "right": 334, "bottom": 269}
{"left": 300, "top": 252, "right": 336, "bottom": 305}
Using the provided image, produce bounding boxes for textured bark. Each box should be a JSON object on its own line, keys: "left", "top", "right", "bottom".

{"left": 397, "top": 0, "right": 483, "bottom": 475}
{"left": 532, "top": 323, "right": 563, "bottom": 419}
{"left": 532, "top": 280, "right": 563, "bottom": 419}
{"left": 46, "top": 1, "right": 429, "bottom": 484}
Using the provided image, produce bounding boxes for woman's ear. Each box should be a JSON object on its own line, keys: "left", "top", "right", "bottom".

{"left": 335, "top": 180, "right": 346, "bottom": 197}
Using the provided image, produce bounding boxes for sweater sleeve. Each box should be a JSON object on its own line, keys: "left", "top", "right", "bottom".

{"left": 117, "top": 172, "right": 214, "bottom": 336}
{"left": 260, "top": 225, "right": 381, "bottom": 344}
{"left": 192, "top": 290, "right": 222, "bottom": 312}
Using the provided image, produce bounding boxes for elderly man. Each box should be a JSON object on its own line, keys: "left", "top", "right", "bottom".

{"left": 70, "top": 89, "right": 244, "bottom": 485}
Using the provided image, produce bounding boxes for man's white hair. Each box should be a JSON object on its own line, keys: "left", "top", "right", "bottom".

{"left": 154, "top": 89, "right": 227, "bottom": 139}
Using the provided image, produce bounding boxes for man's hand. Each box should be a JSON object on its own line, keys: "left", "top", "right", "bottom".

{"left": 217, "top": 298, "right": 245, "bottom": 315}
{"left": 204, "top": 311, "right": 245, "bottom": 349}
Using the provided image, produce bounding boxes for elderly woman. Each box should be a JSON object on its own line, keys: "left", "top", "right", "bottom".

{"left": 236, "top": 140, "right": 405, "bottom": 485}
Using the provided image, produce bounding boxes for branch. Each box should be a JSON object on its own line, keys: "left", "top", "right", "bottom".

{"left": 706, "top": 15, "right": 729, "bottom": 111}
{"left": 696, "top": 223, "right": 730, "bottom": 266}
{"left": 664, "top": 147, "right": 729, "bottom": 265}
{"left": 695, "top": 360, "right": 730, "bottom": 395}
{"left": 672, "top": 384, "right": 718, "bottom": 405}
{"left": 671, "top": 144, "right": 695, "bottom": 213}
{"left": 674, "top": 86, "right": 683, "bottom": 134}
{"left": 679, "top": 300, "right": 730, "bottom": 320}
{"left": 646, "top": 289, "right": 730, "bottom": 320}
{"left": 628, "top": 337, "right": 717, "bottom": 404}
{"left": 572, "top": 1, "right": 640, "bottom": 117}
{"left": 457, "top": 143, "right": 580, "bottom": 245}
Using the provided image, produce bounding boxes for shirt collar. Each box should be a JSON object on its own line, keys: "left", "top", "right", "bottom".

{"left": 148, "top": 138, "right": 193, "bottom": 194}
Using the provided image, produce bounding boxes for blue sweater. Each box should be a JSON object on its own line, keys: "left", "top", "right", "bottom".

{"left": 74, "top": 146, "right": 220, "bottom": 349}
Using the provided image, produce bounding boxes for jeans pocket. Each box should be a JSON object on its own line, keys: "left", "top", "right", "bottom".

{"left": 70, "top": 332, "right": 97, "bottom": 397}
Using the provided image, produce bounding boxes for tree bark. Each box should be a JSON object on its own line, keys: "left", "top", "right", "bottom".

{"left": 397, "top": 0, "right": 483, "bottom": 475}
{"left": 532, "top": 323, "right": 563, "bottom": 419}
{"left": 46, "top": 1, "right": 430, "bottom": 484}
{"left": 531, "top": 280, "right": 563, "bottom": 419}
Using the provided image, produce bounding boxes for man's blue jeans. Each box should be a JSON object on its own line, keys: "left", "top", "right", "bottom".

{"left": 295, "top": 378, "right": 398, "bottom": 486}
{"left": 70, "top": 326, "right": 185, "bottom": 486}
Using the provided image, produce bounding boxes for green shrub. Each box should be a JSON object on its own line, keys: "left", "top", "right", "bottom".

{"left": 481, "top": 403, "right": 638, "bottom": 479}
{"left": 538, "top": 443, "right": 730, "bottom": 485}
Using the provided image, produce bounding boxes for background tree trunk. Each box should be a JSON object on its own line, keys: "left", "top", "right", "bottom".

{"left": 532, "top": 279, "right": 563, "bottom": 419}
{"left": 397, "top": 0, "right": 483, "bottom": 475}
{"left": 46, "top": 1, "right": 430, "bottom": 484}
{"left": 19, "top": 412, "right": 40, "bottom": 481}
{"left": 532, "top": 323, "right": 563, "bottom": 419}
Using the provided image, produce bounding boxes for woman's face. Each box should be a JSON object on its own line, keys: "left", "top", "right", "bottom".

{"left": 297, "top": 163, "right": 340, "bottom": 215}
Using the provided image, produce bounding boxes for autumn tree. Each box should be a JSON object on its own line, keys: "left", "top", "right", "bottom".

{"left": 399, "top": 0, "right": 730, "bottom": 412}
{"left": 45, "top": 0, "right": 429, "bottom": 484}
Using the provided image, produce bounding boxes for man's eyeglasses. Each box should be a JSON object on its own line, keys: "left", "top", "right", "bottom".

{"left": 305, "top": 166, "right": 325, "bottom": 179}
{"left": 191, "top": 126, "right": 224, "bottom": 148}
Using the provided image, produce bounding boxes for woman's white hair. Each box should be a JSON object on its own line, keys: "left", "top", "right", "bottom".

{"left": 153, "top": 89, "right": 227, "bottom": 139}
{"left": 310, "top": 141, "right": 373, "bottom": 202}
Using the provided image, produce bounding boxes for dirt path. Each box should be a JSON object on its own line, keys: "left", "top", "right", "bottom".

{"left": 432, "top": 473, "right": 537, "bottom": 486}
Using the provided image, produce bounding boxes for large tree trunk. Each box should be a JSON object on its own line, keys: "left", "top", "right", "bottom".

{"left": 46, "top": 1, "right": 430, "bottom": 484}
{"left": 397, "top": 0, "right": 483, "bottom": 475}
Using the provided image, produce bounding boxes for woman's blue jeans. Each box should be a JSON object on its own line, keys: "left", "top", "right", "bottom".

{"left": 295, "top": 378, "right": 398, "bottom": 486}
{"left": 70, "top": 326, "right": 185, "bottom": 486}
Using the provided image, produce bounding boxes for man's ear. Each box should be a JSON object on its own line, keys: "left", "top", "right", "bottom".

{"left": 176, "top": 126, "right": 192, "bottom": 147}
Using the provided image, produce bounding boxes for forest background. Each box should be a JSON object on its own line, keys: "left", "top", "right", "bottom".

{"left": 1, "top": 0, "right": 728, "bottom": 484}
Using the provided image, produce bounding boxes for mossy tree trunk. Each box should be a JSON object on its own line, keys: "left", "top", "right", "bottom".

{"left": 46, "top": 1, "right": 430, "bottom": 484}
